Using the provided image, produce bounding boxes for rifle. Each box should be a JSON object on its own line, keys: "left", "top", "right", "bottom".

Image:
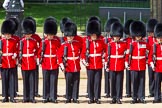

{"left": 19, "top": 40, "right": 23, "bottom": 64}
{"left": 105, "top": 33, "right": 108, "bottom": 44}
{"left": 128, "top": 43, "right": 133, "bottom": 67}
{"left": 60, "top": 32, "right": 65, "bottom": 44}
{"left": 63, "top": 46, "right": 68, "bottom": 67}
{"left": 86, "top": 38, "right": 90, "bottom": 63}
{"left": 39, "top": 33, "right": 45, "bottom": 64}
{"left": 106, "top": 43, "right": 111, "bottom": 69}
{"left": 153, "top": 43, "right": 156, "bottom": 66}
{"left": 0, "top": 40, "right": 2, "bottom": 65}
{"left": 123, "top": 11, "right": 127, "bottom": 39}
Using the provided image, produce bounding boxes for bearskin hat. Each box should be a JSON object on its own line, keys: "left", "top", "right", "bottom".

{"left": 124, "top": 19, "right": 134, "bottom": 35}
{"left": 154, "top": 23, "right": 162, "bottom": 38}
{"left": 64, "top": 21, "right": 77, "bottom": 36}
{"left": 146, "top": 19, "right": 158, "bottom": 32}
{"left": 24, "top": 16, "right": 36, "bottom": 33}
{"left": 45, "top": 16, "right": 57, "bottom": 23}
{"left": 130, "top": 21, "right": 146, "bottom": 38}
{"left": 87, "top": 16, "right": 101, "bottom": 24}
{"left": 105, "top": 17, "right": 121, "bottom": 32}
{"left": 87, "top": 20, "right": 101, "bottom": 36}
{"left": 21, "top": 19, "right": 35, "bottom": 34}
{"left": 110, "top": 22, "right": 123, "bottom": 38}
{"left": 1, "top": 19, "right": 15, "bottom": 34}
{"left": 44, "top": 19, "right": 57, "bottom": 35}
{"left": 8, "top": 17, "right": 19, "bottom": 32}
{"left": 60, "top": 17, "right": 72, "bottom": 33}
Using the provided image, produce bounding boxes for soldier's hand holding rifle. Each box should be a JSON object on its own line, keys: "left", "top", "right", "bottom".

{"left": 126, "top": 43, "right": 133, "bottom": 70}
{"left": 83, "top": 38, "right": 89, "bottom": 67}
{"left": 82, "top": 59, "right": 89, "bottom": 66}
{"left": 0, "top": 40, "right": 2, "bottom": 67}
{"left": 151, "top": 43, "right": 156, "bottom": 71}
{"left": 59, "top": 63, "right": 65, "bottom": 72}
{"left": 105, "top": 43, "right": 111, "bottom": 72}
{"left": 60, "top": 46, "right": 68, "bottom": 73}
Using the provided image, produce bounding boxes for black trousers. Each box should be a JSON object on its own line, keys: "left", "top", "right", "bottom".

{"left": 126, "top": 69, "right": 131, "bottom": 95}
{"left": 154, "top": 72, "right": 161, "bottom": 100}
{"left": 1, "top": 68, "right": 15, "bottom": 99}
{"left": 65, "top": 72, "right": 80, "bottom": 100}
{"left": 104, "top": 69, "right": 110, "bottom": 96}
{"left": 14, "top": 66, "right": 18, "bottom": 93}
{"left": 110, "top": 71, "right": 124, "bottom": 99}
{"left": 131, "top": 70, "right": 145, "bottom": 100}
{"left": 148, "top": 66, "right": 155, "bottom": 95}
{"left": 35, "top": 65, "right": 39, "bottom": 95}
{"left": 22, "top": 70, "right": 35, "bottom": 100}
{"left": 43, "top": 69, "right": 58, "bottom": 100}
{"left": 87, "top": 69, "right": 102, "bottom": 100}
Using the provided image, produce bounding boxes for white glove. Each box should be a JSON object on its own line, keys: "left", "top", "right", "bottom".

{"left": 37, "top": 58, "right": 39, "bottom": 65}
{"left": 125, "top": 62, "right": 130, "bottom": 70}
{"left": 104, "top": 62, "right": 110, "bottom": 72}
{"left": 104, "top": 62, "right": 107, "bottom": 70}
{"left": 82, "top": 59, "right": 89, "bottom": 66}
{"left": 59, "top": 63, "right": 65, "bottom": 72}
{"left": 150, "top": 62, "right": 155, "bottom": 71}
{"left": 12, "top": 53, "right": 17, "bottom": 59}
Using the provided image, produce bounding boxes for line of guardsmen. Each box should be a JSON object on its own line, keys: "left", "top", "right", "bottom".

{"left": 0, "top": 15, "right": 162, "bottom": 104}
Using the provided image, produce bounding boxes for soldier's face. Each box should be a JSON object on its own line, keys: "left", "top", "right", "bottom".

{"left": 67, "top": 36, "right": 74, "bottom": 42}
{"left": 25, "top": 34, "right": 32, "bottom": 39}
{"left": 91, "top": 34, "right": 97, "bottom": 40}
{"left": 157, "top": 37, "right": 162, "bottom": 43}
{"left": 135, "top": 36, "right": 142, "bottom": 41}
{"left": 47, "top": 34, "right": 53, "bottom": 40}
{"left": 148, "top": 32, "right": 154, "bottom": 37}
{"left": 4, "top": 33, "right": 11, "bottom": 39}
{"left": 113, "top": 36, "right": 120, "bottom": 42}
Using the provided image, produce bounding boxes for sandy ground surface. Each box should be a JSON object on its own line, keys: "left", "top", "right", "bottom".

{"left": 0, "top": 64, "right": 162, "bottom": 108}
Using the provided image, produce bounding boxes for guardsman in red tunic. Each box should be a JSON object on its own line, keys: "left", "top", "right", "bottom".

{"left": 105, "top": 22, "right": 127, "bottom": 104}
{"left": 1, "top": 19, "right": 18, "bottom": 103}
{"left": 145, "top": 19, "right": 158, "bottom": 97}
{"left": 148, "top": 23, "right": 162, "bottom": 103}
{"left": 81, "top": 20, "right": 106, "bottom": 104}
{"left": 57, "top": 21, "right": 82, "bottom": 104}
{"left": 104, "top": 17, "right": 121, "bottom": 98}
{"left": 24, "top": 16, "right": 42, "bottom": 97}
{"left": 8, "top": 17, "right": 20, "bottom": 97}
{"left": 123, "top": 19, "right": 134, "bottom": 98}
{"left": 84, "top": 16, "right": 102, "bottom": 98}
{"left": 38, "top": 18, "right": 61, "bottom": 103}
{"left": 125, "top": 21, "right": 149, "bottom": 104}
{"left": 19, "top": 19, "right": 38, "bottom": 103}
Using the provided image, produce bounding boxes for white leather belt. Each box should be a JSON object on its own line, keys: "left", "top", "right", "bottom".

{"left": 132, "top": 56, "right": 145, "bottom": 59}
{"left": 44, "top": 54, "right": 56, "bottom": 57}
{"left": 22, "top": 54, "right": 34, "bottom": 57}
{"left": 89, "top": 54, "right": 101, "bottom": 57}
{"left": 110, "top": 55, "right": 124, "bottom": 58}
{"left": 2, "top": 53, "right": 13, "bottom": 56}
{"left": 156, "top": 57, "right": 162, "bottom": 60}
{"left": 67, "top": 56, "right": 79, "bottom": 60}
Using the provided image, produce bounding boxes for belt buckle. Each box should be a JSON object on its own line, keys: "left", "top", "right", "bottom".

{"left": 49, "top": 55, "right": 52, "bottom": 58}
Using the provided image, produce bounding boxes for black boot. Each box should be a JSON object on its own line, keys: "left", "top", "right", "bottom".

{"left": 88, "top": 99, "right": 94, "bottom": 104}
{"left": 95, "top": 99, "right": 101, "bottom": 104}
{"left": 110, "top": 98, "right": 116, "bottom": 104}
{"left": 130, "top": 99, "right": 138, "bottom": 104}
{"left": 65, "top": 99, "right": 71, "bottom": 104}
{"left": 153, "top": 99, "right": 161, "bottom": 103}
{"left": 2, "top": 97, "right": 9, "bottom": 103}
{"left": 10, "top": 98, "right": 16, "bottom": 103}
{"left": 73, "top": 99, "right": 79, "bottom": 104}
{"left": 116, "top": 99, "right": 122, "bottom": 104}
